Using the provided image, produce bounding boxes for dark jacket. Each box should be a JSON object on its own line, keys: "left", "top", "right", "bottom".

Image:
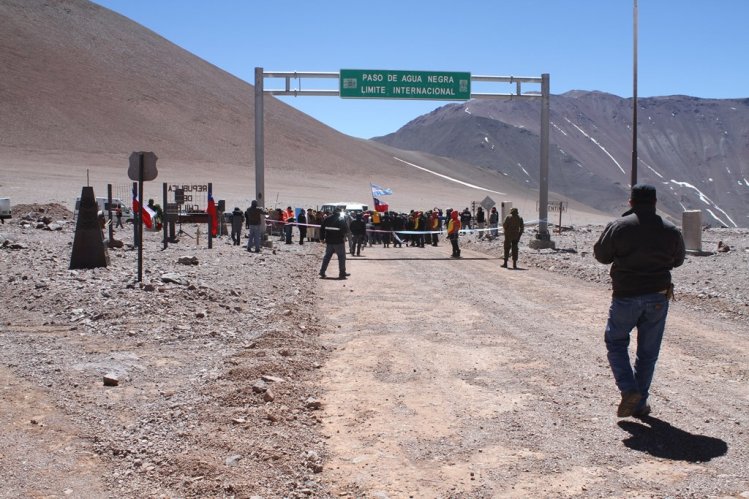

{"left": 350, "top": 218, "right": 366, "bottom": 236}
{"left": 231, "top": 208, "right": 244, "bottom": 232}
{"left": 246, "top": 206, "right": 263, "bottom": 225}
{"left": 502, "top": 213, "right": 524, "bottom": 240}
{"left": 320, "top": 212, "right": 348, "bottom": 244}
{"left": 594, "top": 206, "right": 685, "bottom": 297}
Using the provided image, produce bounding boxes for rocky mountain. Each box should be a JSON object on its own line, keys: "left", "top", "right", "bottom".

{"left": 375, "top": 92, "right": 749, "bottom": 227}
{"left": 1, "top": 0, "right": 532, "bottom": 213}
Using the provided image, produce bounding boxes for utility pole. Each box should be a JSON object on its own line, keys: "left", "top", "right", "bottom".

{"left": 631, "top": 0, "right": 639, "bottom": 186}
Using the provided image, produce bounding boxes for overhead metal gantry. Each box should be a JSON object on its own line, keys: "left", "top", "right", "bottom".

{"left": 254, "top": 67, "right": 552, "bottom": 243}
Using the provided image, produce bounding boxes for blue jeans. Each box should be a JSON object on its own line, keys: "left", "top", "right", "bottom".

{"left": 320, "top": 243, "right": 346, "bottom": 276}
{"left": 247, "top": 224, "right": 262, "bottom": 252}
{"left": 604, "top": 292, "right": 669, "bottom": 406}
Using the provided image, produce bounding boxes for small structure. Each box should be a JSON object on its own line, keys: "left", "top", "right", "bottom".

{"left": 70, "top": 186, "right": 109, "bottom": 269}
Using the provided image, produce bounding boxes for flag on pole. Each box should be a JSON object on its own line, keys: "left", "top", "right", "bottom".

{"left": 207, "top": 193, "right": 218, "bottom": 236}
{"left": 370, "top": 183, "right": 393, "bottom": 197}
{"left": 373, "top": 198, "right": 389, "bottom": 213}
{"left": 132, "top": 187, "right": 155, "bottom": 229}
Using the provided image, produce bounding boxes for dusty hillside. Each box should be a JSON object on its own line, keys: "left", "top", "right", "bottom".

{"left": 0, "top": 0, "right": 563, "bottom": 220}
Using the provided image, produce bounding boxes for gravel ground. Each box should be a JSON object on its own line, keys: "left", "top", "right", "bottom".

{"left": 1, "top": 205, "right": 747, "bottom": 497}
{"left": 1, "top": 204, "right": 333, "bottom": 498}
{"left": 462, "top": 224, "right": 749, "bottom": 322}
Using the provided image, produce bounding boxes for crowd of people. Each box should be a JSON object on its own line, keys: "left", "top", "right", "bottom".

{"left": 222, "top": 203, "right": 525, "bottom": 266}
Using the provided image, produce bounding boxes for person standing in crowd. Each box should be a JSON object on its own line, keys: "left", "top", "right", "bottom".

{"left": 429, "top": 210, "right": 440, "bottom": 246}
{"left": 381, "top": 212, "right": 392, "bottom": 248}
{"left": 246, "top": 200, "right": 264, "bottom": 253}
{"left": 447, "top": 209, "right": 462, "bottom": 258}
{"left": 594, "top": 184, "right": 685, "bottom": 418}
{"left": 350, "top": 213, "right": 366, "bottom": 256}
{"left": 230, "top": 206, "right": 244, "bottom": 246}
{"left": 501, "top": 208, "right": 524, "bottom": 269}
{"left": 306, "top": 208, "right": 317, "bottom": 242}
{"left": 476, "top": 206, "right": 486, "bottom": 239}
{"left": 297, "top": 209, "right": 307, "bottom": 245}
{"left": 115, "top": 206, "right": 123, "bottom": 228}
{"left": 319, "top": 210, "right": 350, "bottom": 279}
{"left": 284, "top": 206, "right": 295, "bottom": 244}
{"left": 489, "top": 206, "right": 499, "bottom": 239}
{"left": 392, "top": 212, "right": 404, "bottom": 248}
{"left": 460, "top": 207, "right": 472, "bottom": 233}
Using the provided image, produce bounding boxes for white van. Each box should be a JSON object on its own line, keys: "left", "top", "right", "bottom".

{"left": 320, "top": 202, "right": 369, "bottom": 216}
{"left": 74, "top": 197, "right": 134, "bottom": 223}
{"left": 0, "top": 198, "right": 11, "bottom": 221}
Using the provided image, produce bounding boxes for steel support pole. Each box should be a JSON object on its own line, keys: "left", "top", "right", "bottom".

{"left": 255, "top": 67, "right": 265, "bottom": 208}
{"left": 537, "top": 73, "right": 551, "bottom": 241}
{"left": 631, "top": 0, "right": 639, "bottom": 186}
{"left": 137, "top": 154, "right": 144, "bottom": 282}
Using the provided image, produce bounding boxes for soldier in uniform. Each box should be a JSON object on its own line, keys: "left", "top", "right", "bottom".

{"left": 501, "top": 208, "right": 524, "bottom": 269}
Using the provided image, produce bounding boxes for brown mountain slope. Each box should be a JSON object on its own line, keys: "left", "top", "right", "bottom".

{"left": 0, "top": 0, "right": 610, "bottom": 225}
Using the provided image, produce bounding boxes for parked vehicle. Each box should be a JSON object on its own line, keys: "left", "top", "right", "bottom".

{"left": 319, "top": 202, "right": 369, "bottom": 216}
{"left": 73, "top": 197, "right": 134, "bottom": 223}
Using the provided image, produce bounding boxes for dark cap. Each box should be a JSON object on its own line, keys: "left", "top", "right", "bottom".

{"left": 630, "top": 184, "right": 657, "bottom": 204}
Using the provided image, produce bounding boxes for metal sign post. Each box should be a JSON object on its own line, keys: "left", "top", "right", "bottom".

{"left": 254, "top": 68, "right": 553, "bottom": 246}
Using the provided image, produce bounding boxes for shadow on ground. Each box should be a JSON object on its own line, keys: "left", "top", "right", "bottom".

{"left": 618, "top": 416, "right": 728, "bottom": 462}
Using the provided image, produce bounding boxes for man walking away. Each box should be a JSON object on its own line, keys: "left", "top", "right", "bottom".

{"left": 594, "top": 184, "right": 685, "bottom": 418}
{"left": 502, "top": 208, "right": 524, "bottom": 269}
{"left": 319, "top": 210, "right": 350, "bottom": 279}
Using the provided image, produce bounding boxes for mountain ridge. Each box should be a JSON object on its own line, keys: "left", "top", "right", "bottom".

{"left": 374, "top": 91, "right": 749, "bottom": 227}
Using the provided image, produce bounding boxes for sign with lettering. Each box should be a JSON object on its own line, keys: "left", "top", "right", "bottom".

{"left": 340, "top": 69, "right": 471, "bottom": 100}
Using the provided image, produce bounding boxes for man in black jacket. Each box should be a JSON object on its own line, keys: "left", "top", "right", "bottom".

{"left": 319, "top": 210, "right": 350, "bottom": 279}
{"left": 594, "top": 184, "right": 685, "bottom": 418}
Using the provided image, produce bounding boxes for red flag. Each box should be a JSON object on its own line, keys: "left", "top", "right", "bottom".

{"left": 132, "top": 190, "right": 155, "bottom": 229}
{"left": 373, "top": 198, "right": 389, "bottom": 213}
{"left": 207, "top": 194, "right": 218, "bottom": 236}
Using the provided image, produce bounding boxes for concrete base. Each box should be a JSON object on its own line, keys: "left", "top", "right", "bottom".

{"left": 528, "top": 238, "right": 556, "bottom": 250}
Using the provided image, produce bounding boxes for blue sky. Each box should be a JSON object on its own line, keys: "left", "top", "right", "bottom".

{"left": 93, "top": 1, "right": 748, "bottom": 139}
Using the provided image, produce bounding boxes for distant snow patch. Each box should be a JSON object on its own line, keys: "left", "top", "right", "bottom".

{"left": 705, "top": 208, "right": 730, "bottom": 227}
{"left": 639, "top": 158, "right": 663, "bottom": 179}
{"left": 518, "top": 163, "right": 530, "bottom": 177}
{"left": 708, "top": 178, "right": 713, "bottom": 182}
{"left": 744, "top": 178, "right": 749, "bottom": 187}
{"left": 669, "top": 179, "right": 738, "bottom": 227}
{"left": 392, "top": 157, "right": 506, "bottom": 195}
{"left": 484, "top": 136, "right": 489, "bottom": 143}
{"left": 551, "top": 122, "right": 568, "bottom": 136}
{"left": 564, "top": 117, "right": 625, "bottom": 175}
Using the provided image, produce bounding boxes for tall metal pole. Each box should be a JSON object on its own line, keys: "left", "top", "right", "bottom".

{"left": 255, "top": 67, "right": 265, "bottom": 208}
{"left": 137, "top": 153, "right": 144, "bottom": 283}
{"left": 631, "top": 0, "right": 639, "bottom": 186}
{"left": 538, "top": 73, "right": 550, "bottom": 241}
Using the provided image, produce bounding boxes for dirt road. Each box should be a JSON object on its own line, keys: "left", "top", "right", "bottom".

{"left": 317, "top": 243, "right": 749, "bottom": 497}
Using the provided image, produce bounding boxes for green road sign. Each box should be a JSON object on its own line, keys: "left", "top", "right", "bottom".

{"left": 340, "top": 69, "right": 471, "bottom": 100}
